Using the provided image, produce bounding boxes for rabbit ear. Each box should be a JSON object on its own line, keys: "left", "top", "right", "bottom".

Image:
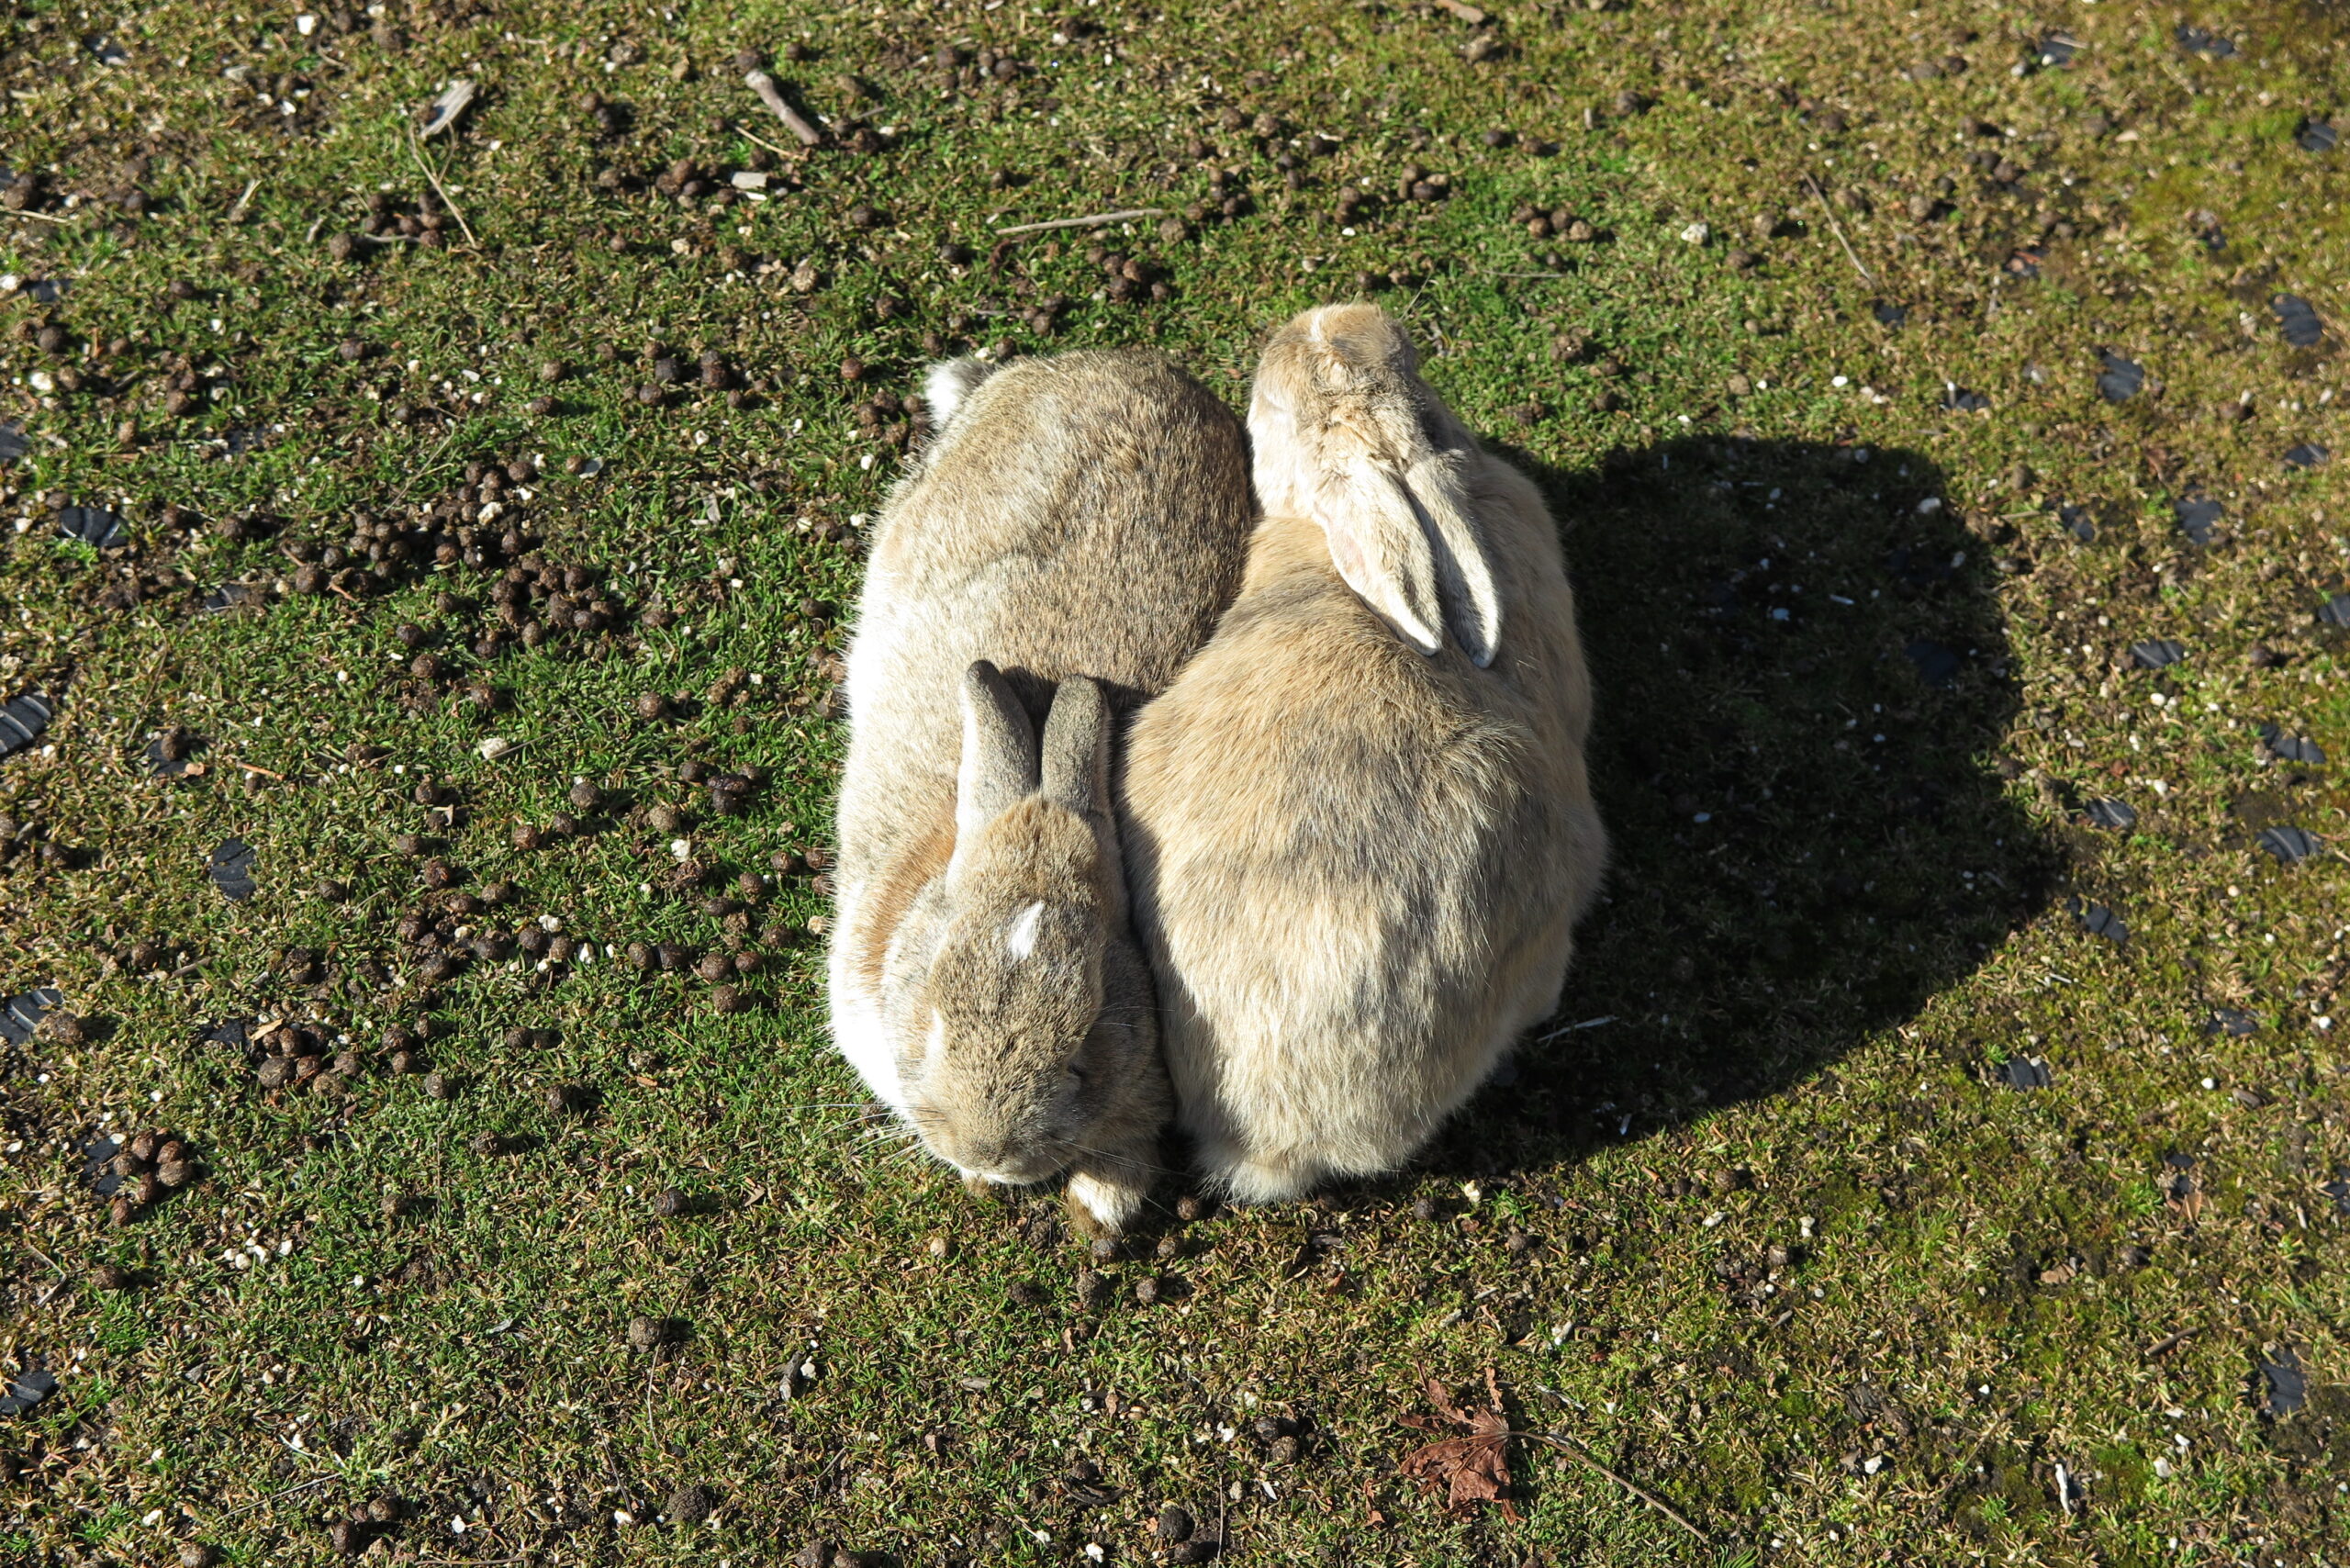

{"left": 1039, "top": 676, "right": 1109, "bottom": 823}
{"left": 954, "top": 660, "right": 1038, "bottom": 857}
{"left": 1253, "top": 305, "right": 1505, "bottom": 667}
{"left": 1312, "top": 447, "right": 1503, "bottom": 668}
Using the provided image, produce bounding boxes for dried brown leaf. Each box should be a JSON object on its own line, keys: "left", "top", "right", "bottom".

{"left": 1395, "top": 1367, "right": 1517, "bottom": 1518}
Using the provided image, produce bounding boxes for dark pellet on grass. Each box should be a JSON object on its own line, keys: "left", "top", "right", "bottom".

{"left": 424, "top": 1070, "right": 453, "bottom": 1099}
{"left": 2259, "top": 1347, "right": 2308, "bottom": 1415}
{"left": 627, "top": 1315, "right": 675, "bottom": 1349}
{"left": 2256, "top": 724, "right": 2325, "bottom": 766}
{"left": 92, "top": 1263, "right": 131, "bottom": 1291}
{"left": 2095, "top": 351, "right": 2144, "bottom": 402}
{"left": 1134, "top": 1275, "right": 1164, "bottom": 1305}
{"left": 2273, "top": 295, "right": 2323, "bottom": 348}
{"left": 2084, "top": 799, "right": 2138, "bottom": 830}
{"left": 328, "top": 1519, "right": 364, "bottom": 1556}
{"left": 208, "top": 839, "right": 258, "bottom": 900}
{"left": 2000, "top": 1057, "right": 2052, "bottom": 1090}
{"left": 2258, "top": 826, "right": 2322, "bottom": 865}
{"left": 711, "top": 983, "right": 748, "bottom": 1014}
{"left": 1158, "top": 1506, "right": 1194, "bottom": 1543}
{"left": 1411, "top": 1196, "right": 1440, "bottom": 1222}
{"left": 655, "top": 1187, "right": 687, "bottom": 1217}
{"left": 1008, "top": 1280, "right": 1049, "bottom": 1307}
{"left": 2076, "top": 902, "right": 2127, "bottom": 944}
{"left": 2175, "top": 496, "right": 2222, "bottom": 545}
{"left": 179, "top": 1548, "right": 218, "bottom": 1568}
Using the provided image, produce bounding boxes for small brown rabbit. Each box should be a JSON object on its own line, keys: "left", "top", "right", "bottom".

{"left": 828, "top": 350, "right": 1254, "bottom": 1232}
{"left": 1124, "top": 304, "right": 1607, "bottom": 1203}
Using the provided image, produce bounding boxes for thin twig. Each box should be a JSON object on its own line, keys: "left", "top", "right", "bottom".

{"left": 2, "top": 208, "right": 75, "bottom": 225}
{"left": 1802, "top": 174, "right": 1873, "bottom": 285}
{"left": 1516, "top": 1430, "right": 1707, "bottom": 1542}
{"left": 744, "top": 70, "right": 823, "bottom": 147}
{"left": 217, "top": 1474, "right": 332, "bottom": 1519}
{"left": 2143, "top": 1325, "right": 2202, "bottom": 1361}
{"left": 407, "top": 130, "right": 477, "bottom": 248}
{"left": 229, "top": 759, "right": 288, "bottom": 781}
{"left": 1533, "top": 1015, "right": 1616, "bottom": 1043}
{"left": 732, "top": 123, "right": 800, "bottom": 162}
{"left": 1488, "top": 271, "right": 1573, "bottom": 279}
{"left": 227, "top": 178, "right": 261, "bottom": 222}
{"left": 992, "top": 207, "right": 1167, "bottom": 237}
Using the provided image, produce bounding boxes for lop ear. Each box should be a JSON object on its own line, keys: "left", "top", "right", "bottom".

{"left": 1252, "top": 305, "right": 1505, "bottom": 667}
{"left": 953, "top": 660, "right": 1037, "bottom": 870}
{"left": 1313, "top": 447, "right": 1503, "bottom": 668}
{"left": 1039, "top": 675, "right": 1109, "bottom": 823}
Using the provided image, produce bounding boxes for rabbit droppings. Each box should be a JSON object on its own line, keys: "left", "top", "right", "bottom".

{"left": 828, "top": 351, "right": 1255, "bottom": 1234}
{"left": 1125, "top": 305, "right": 1608, "bottom": 1204}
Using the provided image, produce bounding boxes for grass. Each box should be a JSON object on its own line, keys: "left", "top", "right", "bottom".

{"left": 1, "top": 0, "right": 2346, "bottom": 1563}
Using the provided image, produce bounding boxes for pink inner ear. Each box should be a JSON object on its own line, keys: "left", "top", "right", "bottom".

{"left": 1323, "top": 515, "right": 1370, "bottom": 586}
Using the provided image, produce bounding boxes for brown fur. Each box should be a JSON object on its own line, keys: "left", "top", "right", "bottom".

{"left": 1124, "top": 306, "right": 1607, "bottom": 1203}
{"left": 850, "top": 807, "right": 952, "bottom": 996}
{"left": 827, "top": 351, "right": 1255, "bottom": 1232}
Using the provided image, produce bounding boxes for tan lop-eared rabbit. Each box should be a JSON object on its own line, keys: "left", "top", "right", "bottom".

{"left": 829, "top": 351, "right": 1253, "bottom": 1233}
{"left": 1125, "top": 304, "right": 1608, "bottom": 1203}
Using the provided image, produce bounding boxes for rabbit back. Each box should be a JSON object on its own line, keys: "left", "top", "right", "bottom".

{"left": 832, "top": 351, "right": 1252, "bottom": 1115}
{"left": 1125, "top": 420, "right": 1605, "bottom": 1202}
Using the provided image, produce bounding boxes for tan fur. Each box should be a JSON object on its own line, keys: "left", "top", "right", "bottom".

{"left": 1124, "top": 306, "right": 1607, "bottom": 1203}
{"left": 828, "top": 351, "right": 1255, "bottom": 1231}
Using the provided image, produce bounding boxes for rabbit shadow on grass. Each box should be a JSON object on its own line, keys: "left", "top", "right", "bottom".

{"left": 1391, "top": 433, "right": 2063, "bottom": 1189}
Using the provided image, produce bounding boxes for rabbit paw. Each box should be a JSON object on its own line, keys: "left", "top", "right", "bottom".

{"left": 1063, "top": 1170, "right": 1147, "bottom": 1238}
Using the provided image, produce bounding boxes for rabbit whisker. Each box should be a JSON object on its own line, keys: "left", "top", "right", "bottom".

{"left": 1058, "top": 1140, "right": 1191, "bottom": 1180}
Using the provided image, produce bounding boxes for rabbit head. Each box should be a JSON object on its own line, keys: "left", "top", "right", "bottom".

{"left": 901, "top": 662, "right": 1155, "bottom": 1189}
{"left": 1248, "top": 303, "right": 1504, "bottom": 667}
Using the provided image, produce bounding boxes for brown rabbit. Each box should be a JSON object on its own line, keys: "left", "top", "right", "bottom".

{"left": 1124, "top": 304, "right": 1607, "bottom": 1203}
{"left": 828, "top": 351, "right": 1254, "bottom": 1232}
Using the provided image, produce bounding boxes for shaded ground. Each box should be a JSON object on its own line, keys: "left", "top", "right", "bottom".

{"left": 2, "top": 1, "right": 2347, "bottom": 1564}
